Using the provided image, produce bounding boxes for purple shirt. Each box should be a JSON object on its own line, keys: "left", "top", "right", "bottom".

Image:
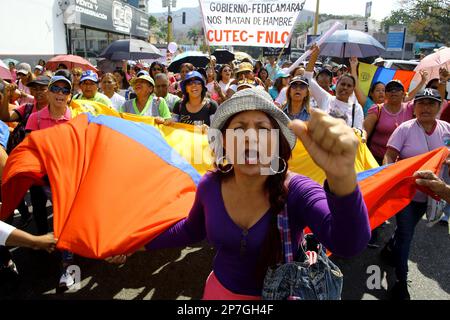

{"left": 387, "top": 119, "right": 450, "bottom": 202}
{"left": 146, "top": 172, "right": 370, "bottom": 296}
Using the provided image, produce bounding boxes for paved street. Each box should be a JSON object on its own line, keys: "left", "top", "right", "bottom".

{"left": 1, "top": 206, "right": 448, "bottom": 300}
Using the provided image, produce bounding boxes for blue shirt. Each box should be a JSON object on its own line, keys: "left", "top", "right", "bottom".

{"left": 283, "top": 104, "right": 311, "bottom": 121}
{"left": 268, "top": 87, "right": 279, "bottom": 100}
{"left": 363, "top": 97, "right": 375, "bottom": 117}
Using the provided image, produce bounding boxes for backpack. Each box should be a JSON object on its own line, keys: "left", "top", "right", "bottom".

{"left": 6, "top": 103, "right": 34, "bottom": 154}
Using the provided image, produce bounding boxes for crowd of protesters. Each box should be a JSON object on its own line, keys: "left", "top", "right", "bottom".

{"left": 0, "top": 44, "right": 449, "bottom": 300}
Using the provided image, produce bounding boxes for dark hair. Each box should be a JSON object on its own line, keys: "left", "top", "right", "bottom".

{"left": 150, "top": 62, "right": 166, "bottom": 79}
{"left": 54, "top": 69, "right": 73, "bottom": 83}
{"left": 57, "top": 63, "right": 68, "bottom": 70}
{"left": 217, "top": 64, "right": 233, "bottom": 82}
{"left": 113, "top": 69, "right": 129, "bottom": 89}
{"left": 274, "top": 77, "right": 286, "bottom": 93}
{"left": 426, "top": 78, "right": 448, "bottom": 98}
{"left": 368, "top": 81, "right": 385, "bottom": 100}
{"left": 181, "top": 78, "right": 207, "bottom": 106}
{"left": 212, "top": 113, "right": 292, "bottom": 284}
{"left": 258, "top": 68, "right": 269, "bottom": 81}
{"left": 336, "top": 74, "right": 356, "bottom": 87}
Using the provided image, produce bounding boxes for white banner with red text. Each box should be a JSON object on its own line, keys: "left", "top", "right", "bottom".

{"left": 199, "top": 0, "right": 306, "bottom": 48}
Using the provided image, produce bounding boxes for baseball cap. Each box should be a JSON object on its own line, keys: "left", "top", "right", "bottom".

{"left": 317, "top": 68, "right": 333, "bottom": 78}
{"left": 27, "top": 75, "right": 51, "bottom": 87}
{"left": 80, "top": 70, "right": 99, "bottom": 83}
{"left": 136, "top": 70, "right": 150, "bottom": 77}
{"left": 274, "top": 71, "right": 289, "bottom": 80}
{"left": 130, "top": 75, "right": 155, "bottom": 87}
{"left": 48, "top": 75, "right": 72, "bottom": 89}
{"left": 385, "top": 80, "right": 405, "bottom": 92}
{"left": 289, "top": 76, "right": 309, "bottom": 86}
{"left": 414, "top": 88, "right": 442, "bottom": 104}
{"left": 34, "top": 65, "right": 44, "bottom": 72}
{"left": 16, "top": 63, "right": 32, "bottom": 75}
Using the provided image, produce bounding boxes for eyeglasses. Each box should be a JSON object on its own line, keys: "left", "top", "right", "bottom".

{"left": 102, "top": 81, "right": 114, "bottom": 84}
{"left": 49, "top": 85, "right": 71, "bottom": 95}
{"left": 152, "top": 68, "right": 162, "bottom": 72}
{"left": 186, "top": 80, "right": 203, "bottom": 86}
{"left": 72, "top": 73, "right": 81, "bottom": 77}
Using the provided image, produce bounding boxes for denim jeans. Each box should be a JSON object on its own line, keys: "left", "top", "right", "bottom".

{"left": 388, "top": 201, "right": 427, "bottom": 282}
{"left": 262, "top": 247, "right": 343, "bottom": 300}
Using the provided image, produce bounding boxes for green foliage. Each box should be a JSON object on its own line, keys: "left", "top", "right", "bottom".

{"left": 382, "top": 0, "right": 449, "bottom": 43}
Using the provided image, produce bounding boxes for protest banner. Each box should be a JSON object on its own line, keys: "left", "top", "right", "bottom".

{"left": 199, "top": 0, "right": 306, "bottom": 48}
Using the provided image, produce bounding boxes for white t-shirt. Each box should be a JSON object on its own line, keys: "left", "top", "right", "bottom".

{"left": 304, "top": 71, "right": 364, "bottom": 130}
{"left": 0, "top": 220, "right": 16, "bottom": 246}
{"left": 219, "top": 79, "right": 233, "bottom": 95}
{"left": 109, "top": 92, "right": 126, "bottom": 111}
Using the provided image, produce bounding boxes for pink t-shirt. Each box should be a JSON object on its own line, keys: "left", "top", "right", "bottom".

{"left": 25, "top": 106, "right": 72, "bottom": 131}
{"left": 14, "top": 101, "right": 39, "bottom": 119}
{"left": 367, "top": 102, "right": 414, "bottom": 159}
{"left": 17, "top": 80, "right": 34, "bottom": 105}
{"left": 387, "top": 119, "right": 450, "bottom": 202}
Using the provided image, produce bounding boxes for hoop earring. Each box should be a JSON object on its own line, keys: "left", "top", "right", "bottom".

{"left": 216, "top": 156, "right": 234, "bottom": 174}
{"left": 269, "top": 156, "right": 287, "bottom": 175}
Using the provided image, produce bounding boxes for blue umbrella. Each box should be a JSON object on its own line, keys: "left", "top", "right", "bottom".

{"left": 318, "top": 30, "right": 385, "bottom": 58}
{"left": 99, "top": 39, "right": 162, "bottom": 61}
{"left": 168, "top": 51, "right": 210, "bottom": 73}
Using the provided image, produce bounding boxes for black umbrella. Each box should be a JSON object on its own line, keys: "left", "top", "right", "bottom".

{"left": 99, "top": 39, "right": 162, "bottom": 61}
{"left": 167, "top": 51, "right": 210, "bottom": 73}
{"left": 212, "top": 49, "right": 235, "bottom": 64}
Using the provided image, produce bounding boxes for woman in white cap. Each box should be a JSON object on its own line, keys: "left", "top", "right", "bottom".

{"left": 15, "top": 63, "right": 35, "bottom": 105}
{"left": 108, "top": 87, "right": 371, "bottom": 300}
{"left": 382, "top": 89, "right": 450, "bottom": 300}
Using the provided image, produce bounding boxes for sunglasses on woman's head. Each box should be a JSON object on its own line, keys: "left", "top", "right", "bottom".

{"left": 49, "top": 85, "right": 71, "bottom": 95}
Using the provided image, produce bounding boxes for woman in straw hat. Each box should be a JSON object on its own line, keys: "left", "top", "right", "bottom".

{"left": 108, "top": 87, "right": 370, "bottom": 299}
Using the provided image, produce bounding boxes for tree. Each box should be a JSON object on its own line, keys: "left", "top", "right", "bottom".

{"left": 382, "top": 0, "right": 449, "bottom": 43}
{"left": 187, "top": 28, "right": 201, "bottom": 46}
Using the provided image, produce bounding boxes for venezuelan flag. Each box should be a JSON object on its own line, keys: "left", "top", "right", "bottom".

{"left": 1, "top": 102, "right": 446, "bottom": 258}
{"left": 358, "top": 62, "right": 416, "bottom": 96}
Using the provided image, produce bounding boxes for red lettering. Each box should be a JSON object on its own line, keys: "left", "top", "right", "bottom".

{"left": 207, "top": 30, "right": 214, "bottom": 42}
{"left": 224, "top": 30, "right": 232, "bottom": 42}
{"left": 266, "top": 31, "right": 274, "bottom": 44}
{"left": 214, "top": 30, "right": 222, "bottom": 42}
{"left": 281, "top": 32, "right": 289, "bottom": 44}
{"left": 240, "top": 31, "right": 248, "bottom": 42}
{"left": 257, "top": 31, "right": 265, "bottom": 43}
{"left": 233, "top": 30, "right": 240, "bottom": 42}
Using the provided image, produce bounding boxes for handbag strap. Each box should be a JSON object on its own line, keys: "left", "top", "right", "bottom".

{"left": 277, "top": 204, "right": 294, "bottom": 263}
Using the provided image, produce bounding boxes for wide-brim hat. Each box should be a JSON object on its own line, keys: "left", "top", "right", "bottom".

{"left": 210, "top": 87, "right": 297, "bottom": 150}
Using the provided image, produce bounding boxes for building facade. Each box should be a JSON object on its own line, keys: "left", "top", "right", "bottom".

{"left": 0, "top": 0, "right": 150, "bottom": 65}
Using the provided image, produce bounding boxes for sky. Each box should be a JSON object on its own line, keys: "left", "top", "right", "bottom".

{"left": 147, "top": 0, "right": 400, "bottom": 21}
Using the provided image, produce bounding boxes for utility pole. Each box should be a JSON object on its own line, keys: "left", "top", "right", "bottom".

{"left": 167, "top": 1, "right": 173, "bottom": 45}
{"left": 313, "top": 0, "right": 320, "bottom": 35}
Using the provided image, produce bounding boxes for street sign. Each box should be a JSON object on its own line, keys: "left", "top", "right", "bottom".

{"left": 386, "top": 26, "right": 406, "bottom": 52}
{"left": 365, "top": 2, "right": 372, "bottom": 18}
